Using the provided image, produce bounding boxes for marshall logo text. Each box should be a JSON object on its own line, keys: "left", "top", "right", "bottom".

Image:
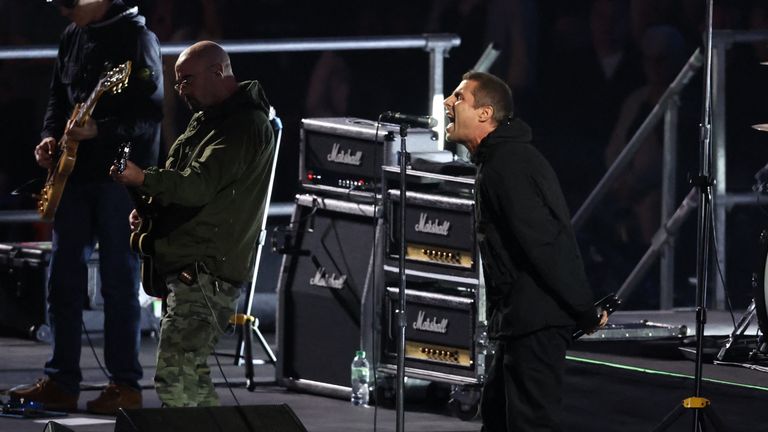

{"left": 327, "top": 143, "right": 363, "bottom": 166}
{"left": 412, "top": 310, "right": 449, "bottom": 334}
{"left": 414, "top": 212, "right": 450, "bottom": 236}
{"left": 309, "top": 268, "right": 347, "bottom": 289}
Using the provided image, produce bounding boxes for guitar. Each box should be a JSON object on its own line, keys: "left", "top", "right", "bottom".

{"left": 114, "top": 141, "right": 167, "bottom": 298}
{"left": 572, "top": 293, "right": 622, "bottom": 340}
{"left": 37, "top": 61, "right": 132, "bottom": 222}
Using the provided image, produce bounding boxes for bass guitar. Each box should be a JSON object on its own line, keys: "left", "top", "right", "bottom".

{"left": 114, "top": 141, "right": 167, "bottom": 298}
{"left": 38, "top": 61, "right": 132, "bottom": 221}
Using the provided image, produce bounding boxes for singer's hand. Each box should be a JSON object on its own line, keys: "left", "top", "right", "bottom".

{"left": 586, "top": 311, "right": 609, "bottom": 335}
{"left": 598, "top": 310, "right": 609, "bottom": 327}
{"left": 34, "top": 137, "right": 56, "bottom": 169}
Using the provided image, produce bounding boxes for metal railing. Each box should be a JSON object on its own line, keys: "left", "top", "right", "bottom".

{"left": 0, "top": 34, "right": 461, "bottom": 224}
{"left": 575, "top": 30, "right": 768, "bottom": 309}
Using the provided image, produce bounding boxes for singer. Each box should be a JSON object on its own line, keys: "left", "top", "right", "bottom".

{"left": 444, "top": 71, "right": 608, "bottom": 432}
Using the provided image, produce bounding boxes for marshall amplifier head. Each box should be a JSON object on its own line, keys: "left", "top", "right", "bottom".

{"left": 300, "top": 117, "right": 439, "bottom": 197}
{"left": 385, "top": 190, "right": 478, "bottom": 284}
{"left": 380, "top": 287, "right": 488, "bottom": 384}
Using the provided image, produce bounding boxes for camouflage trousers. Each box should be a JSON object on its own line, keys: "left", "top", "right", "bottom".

{"left": 155, "top": 270, "right": 240, "bottom": 407}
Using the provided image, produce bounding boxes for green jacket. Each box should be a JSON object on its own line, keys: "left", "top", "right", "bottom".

{"left": 139, "top": 80, "right": 275, "bottom": 284}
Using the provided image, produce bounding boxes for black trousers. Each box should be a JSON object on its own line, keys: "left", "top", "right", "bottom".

{"left": 481, "top": 326, "right": 572, "bottom": 432}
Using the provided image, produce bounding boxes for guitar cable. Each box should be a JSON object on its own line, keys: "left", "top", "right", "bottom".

{"left": 192, "top": 262, "right": 241, "bottom": 406}
{"left": 81, "top": 320, "right": 111, "bottom": 385}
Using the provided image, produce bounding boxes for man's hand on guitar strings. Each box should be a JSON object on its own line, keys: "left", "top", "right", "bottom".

{"left": 129, "top": 209, "right": 142, "bottom": 232}
{"left": 34, "top": 137, "right": 56, "bottom": 169}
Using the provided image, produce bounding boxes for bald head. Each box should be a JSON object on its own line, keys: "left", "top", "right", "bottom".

{"left": 174, "top": 41, "right": 238, "bottom": 111}
{"left": 178, "top": 41, "right": 234, "bottom": 77}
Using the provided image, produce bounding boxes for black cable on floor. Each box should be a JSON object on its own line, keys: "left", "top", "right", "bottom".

{"left": 81, "top": 319, "right": 110, "bottom": 383}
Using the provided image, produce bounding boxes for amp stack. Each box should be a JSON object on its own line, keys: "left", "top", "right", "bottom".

{"left": 379, "top": 165, "right": 488, "bottom": 395}
{"left": 276, "top": 117, "right": 440, "bottom": 398}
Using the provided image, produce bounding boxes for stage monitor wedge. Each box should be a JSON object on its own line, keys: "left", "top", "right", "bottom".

{"left": 114, "top": 404, "right": 307, "bottom": 432}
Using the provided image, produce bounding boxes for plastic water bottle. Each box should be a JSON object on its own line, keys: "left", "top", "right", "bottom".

{"left": 351, "top": 350, "right": 370, "bottom": 406}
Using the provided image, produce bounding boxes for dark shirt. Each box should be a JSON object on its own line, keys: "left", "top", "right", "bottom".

{"left": 42, "top": 0, "right": 163, "bottom": 182}
{"left": 473, "top": 118, "right": 599, "bottom": 338}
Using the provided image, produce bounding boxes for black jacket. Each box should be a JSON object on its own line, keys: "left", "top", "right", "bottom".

{"left": 473, "top": 118, "right": 599, "bottom": 338}
{"left": 42, "top": 0, "right": 163, "bottom": 183}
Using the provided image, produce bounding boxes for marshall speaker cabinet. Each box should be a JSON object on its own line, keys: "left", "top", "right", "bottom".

{"left": 300, "top": 117, "right": 439, "bottom": 198}
{"left": 276, "top": 194, "right": 382, "bottom": 398}
{"left": 380, "top": 287, "right": 488, "bottom": 384}
{"left": 385, "top": 189, "right": 478, "bottom": 285}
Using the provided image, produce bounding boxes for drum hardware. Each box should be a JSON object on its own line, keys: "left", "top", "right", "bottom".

{"left": 715, "top": 299, "right": 768, "bottom": 362}
{"left": 718, "top": 229, "right": 768, "bottom": 362}
{"left": 752, "top": 124, "right": 768, "bottom": 132}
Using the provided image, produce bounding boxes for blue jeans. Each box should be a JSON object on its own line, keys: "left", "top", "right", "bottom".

{"left": 44, "top": 181, "right": 142, "bottom": 394}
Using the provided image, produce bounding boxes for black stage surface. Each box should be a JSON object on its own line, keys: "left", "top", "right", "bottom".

{"left": 1, "top": 310, "right": 767, "bottom": 432}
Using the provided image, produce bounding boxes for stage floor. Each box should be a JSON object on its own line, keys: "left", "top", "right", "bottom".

{"left": 0, "top": 309, "right": 766, "bottom": 432}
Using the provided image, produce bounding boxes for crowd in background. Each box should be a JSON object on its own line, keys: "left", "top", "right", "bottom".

{"left": 1, "top": 0, "right": 767, "bottom": 309}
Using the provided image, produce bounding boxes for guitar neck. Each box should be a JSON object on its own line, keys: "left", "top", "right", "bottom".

{"left": 73, "top": 88, "right": 104, "bottom": 126}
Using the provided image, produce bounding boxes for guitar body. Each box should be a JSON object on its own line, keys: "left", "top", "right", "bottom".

{"left": 138, "top": 252, "right": 167, "bottom": 299}
{"left": 38, "top": 108, "right": 82, "bottom": 222}
{"left": 37, "top": 61, "right": 132, "bottom": 222}
{"left": 129, "top": 193, "right": 168, "bottom": 298}
{"left": 114, "top": 140, "right": 168, "bottom": 298}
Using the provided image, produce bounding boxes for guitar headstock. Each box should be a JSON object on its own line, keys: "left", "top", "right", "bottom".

{"left": 99, "top": 61, "right": 132, "bottom": 95}
{"left": 114, "top": 141, "right": 132, "bottom": 174}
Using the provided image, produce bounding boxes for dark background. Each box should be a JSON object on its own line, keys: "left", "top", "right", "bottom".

{"left": 1, "top": 0, "right": 768, "bottom": 311}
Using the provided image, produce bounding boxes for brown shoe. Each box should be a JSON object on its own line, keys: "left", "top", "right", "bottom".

{"left": 86, "top": 383, "right": 142, "bottom": 415}
{"left": 8, "top": 377, "right": 78, "bottom": 412}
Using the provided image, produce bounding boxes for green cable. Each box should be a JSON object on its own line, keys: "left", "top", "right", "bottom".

{"left": 567, "top": 355, "right": 768, "bottom": 392}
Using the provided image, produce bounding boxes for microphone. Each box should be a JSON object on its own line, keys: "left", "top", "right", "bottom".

{"left": 381, "top": 111, "right": 438, "bottom": 129}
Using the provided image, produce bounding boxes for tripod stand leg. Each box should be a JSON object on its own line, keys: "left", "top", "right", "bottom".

{"left": 242, "top": 319, "right": 256, "bottom": 391}
{"left": 655, "top": 397, "right": 726, "bottom": 432}
{"left": 233, "top": 315, "right": 277, "bottom": 391}
{"left": 252, "top": 318, "right": 277, "bottom": 364}
{"left": 701, "top": 406, "right": 726, "bottom": 431}
{"left": 652, "top": 403, "right": 687, "bottom": 432}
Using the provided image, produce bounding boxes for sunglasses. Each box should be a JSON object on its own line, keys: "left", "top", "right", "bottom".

{"left": 46, "top": 0, "right": 78, "bottom": 9}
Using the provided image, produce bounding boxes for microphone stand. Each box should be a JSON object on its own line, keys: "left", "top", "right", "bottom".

{"left": 653, "top": 1, "right": 725, "bottom": 430}
{"left": 396, "top": 123, "right": 409, "bottom": 432}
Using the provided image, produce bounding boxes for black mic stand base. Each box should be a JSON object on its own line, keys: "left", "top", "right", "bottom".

{"left": 226, "top": 314, "right": 277, "bottom": 391}
{"left": 652, "top": 397, "right": 726, "bottom": 432}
